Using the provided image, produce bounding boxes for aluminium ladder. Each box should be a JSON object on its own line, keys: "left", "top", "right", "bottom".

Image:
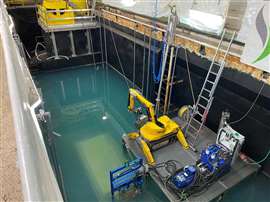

{"left": 185, "top": 29, "right": 236, "bottom": 149}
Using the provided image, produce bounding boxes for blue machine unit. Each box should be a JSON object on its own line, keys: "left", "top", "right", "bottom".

{"left": 109, "top": 158, "right": 144, "bottom": 197}
{"left": 171, "top": 144, "right": 232, "bottom": 189}
{"left": 200, "top": 144, "right": 230, "bottom": 172}
{"left": 172, "top": 165, "right": 196, "bottom": 189}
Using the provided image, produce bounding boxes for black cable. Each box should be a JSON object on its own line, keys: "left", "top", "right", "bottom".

{"left": 229, "top": 82, "right": 265, "bottom": 125}
{"left": 149, "top": 160, "right": 183, "bottom": 184}
{"left": 165, "top": 155, "right": 232, "bottom": 201}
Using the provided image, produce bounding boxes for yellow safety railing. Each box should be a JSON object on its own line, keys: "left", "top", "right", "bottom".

{"left": 37, "top": 6, "right": 96, "bottom": 27}
{"left": 37, "top": 0, "right": 96, "bottom": 27}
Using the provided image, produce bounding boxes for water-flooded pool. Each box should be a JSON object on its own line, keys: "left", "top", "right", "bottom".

{"left": 34, "top": 64, "right": 167, "bottom": 202}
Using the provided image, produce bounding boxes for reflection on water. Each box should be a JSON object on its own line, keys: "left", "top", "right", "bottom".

{"left": 34, "top": 65, "right": 168, "bottom": 202}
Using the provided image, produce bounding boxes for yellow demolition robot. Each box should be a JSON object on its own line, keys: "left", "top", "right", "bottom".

{"left": 127, "top": 89, "right": 189, "bottom": 165}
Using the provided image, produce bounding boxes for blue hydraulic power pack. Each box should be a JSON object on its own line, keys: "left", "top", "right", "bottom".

{"left": 200, "top": 144, "right": 230, "bottom": 172}
{"left": 172, "top": 165, "right": 196, "bottom": 189}
{"left": 171, "top": 144, "right": 232, "bottom": 189}
{"left": 109, "top": 158, "right": 144, "bottom": 197}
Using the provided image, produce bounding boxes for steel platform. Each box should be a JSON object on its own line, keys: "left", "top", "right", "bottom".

{"left": 122, "top": 118, "right": 260, "bottom": 202}
{"left": 38, "top": 20, "right": 100, "bottom": 33}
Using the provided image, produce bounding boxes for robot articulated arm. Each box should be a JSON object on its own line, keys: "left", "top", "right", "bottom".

{"left": 127, "top": 88, "right": 189, "bottom": 165}
{"left": 128, "top": 88, "right": 164, "bottom": 128}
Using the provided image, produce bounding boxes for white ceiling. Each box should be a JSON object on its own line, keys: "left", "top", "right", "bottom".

{"left": 101, "top": 0, "right": 265, "bottom": 43}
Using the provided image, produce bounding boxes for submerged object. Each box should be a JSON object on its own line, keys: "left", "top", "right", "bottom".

{"left": 109, "top": 158, "right": 145, "bottom": 197}
{"left": 127, "top": 88, "right": 189, "bottom": 164}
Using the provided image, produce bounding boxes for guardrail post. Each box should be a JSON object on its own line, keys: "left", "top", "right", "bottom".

{"left": 51, "top": 32, "right": 60, "bottom": 59}
{"left": 69, "top": 31, "right": 76, "bottom": 57}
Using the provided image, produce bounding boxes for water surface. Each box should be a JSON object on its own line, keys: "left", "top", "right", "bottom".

{"left": 35, "top": 65, "right": 167, "bottom": 202}
{"left": 34, "top": 64, "right": 270, "bottom": 202}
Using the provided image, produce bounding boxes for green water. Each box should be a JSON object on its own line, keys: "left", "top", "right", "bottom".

{"left": 34, "top": 65, "right": 270, "bottom": 202}
{"left": 34, "top": 65, "right": 167, "bottom": 202}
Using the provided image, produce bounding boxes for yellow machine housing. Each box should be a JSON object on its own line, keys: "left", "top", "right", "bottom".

{"left": 127, "top": 88, "right": 189, "bottom": 165}
{"left": 38, "top": 0, "right": 75, "bottom": 26}
{"left": 140, "top": 115, "right": 178, "bottom": 141}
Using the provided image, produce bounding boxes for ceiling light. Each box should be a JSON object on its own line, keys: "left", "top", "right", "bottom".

{"left": 121, "top": 0, "right": 136, "bottom": 7}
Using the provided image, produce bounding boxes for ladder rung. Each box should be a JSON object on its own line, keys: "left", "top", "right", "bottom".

{"left": 172, "top": 80, "right": 183, "bottom": 85}
{"left": 189, "top": 132, "right": 200, "bottom": 141}
{"left": 197, "top": 112, "right": 204, "bottom": 117}
{"left": 210, "top": 71, "right": 218, "bottom": 76}
{"left": 163, "top": 76, "right": 177, "bottom": 81}
{"left": 207, "top": 80, "right": 215, "bottom": 85}
{"left": 203, "top": 88, "right": 211, "bottom": 93}
{"left": 189, "top": 124, "right": 199, "bottom": 132}
{"left": 198, "top": 103, "right": 206, "bottom": 109}
{"left": 190, "top": 120, "right": 201, "bottom": 128}
{"left": 186, "top": 127, "right": 198, "bottom": 136}
{"left": 191, "top": 118, "right": 202, "bottom": 125}
{"left": 155, "top": 91, "right": 166, "bottom": 97}
{"left": 200, "top": 95, "right": 209, "bottom": 101}
{"left": 185, "top": 131, "right": 196, "bottom": 139}
{"left": 160, "top": 99, "right": 165, "bottom": 104}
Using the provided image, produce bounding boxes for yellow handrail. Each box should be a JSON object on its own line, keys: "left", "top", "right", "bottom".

{"left": 37, "top": 5, "right": 96, "bottom": 27}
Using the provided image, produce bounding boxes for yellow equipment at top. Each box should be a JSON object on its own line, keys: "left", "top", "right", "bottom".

{"left": 37, "top": 0, "right": 88, "bottom": 26}
{"left": 127, "top": 88, "right": 189, "bottom": 165}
